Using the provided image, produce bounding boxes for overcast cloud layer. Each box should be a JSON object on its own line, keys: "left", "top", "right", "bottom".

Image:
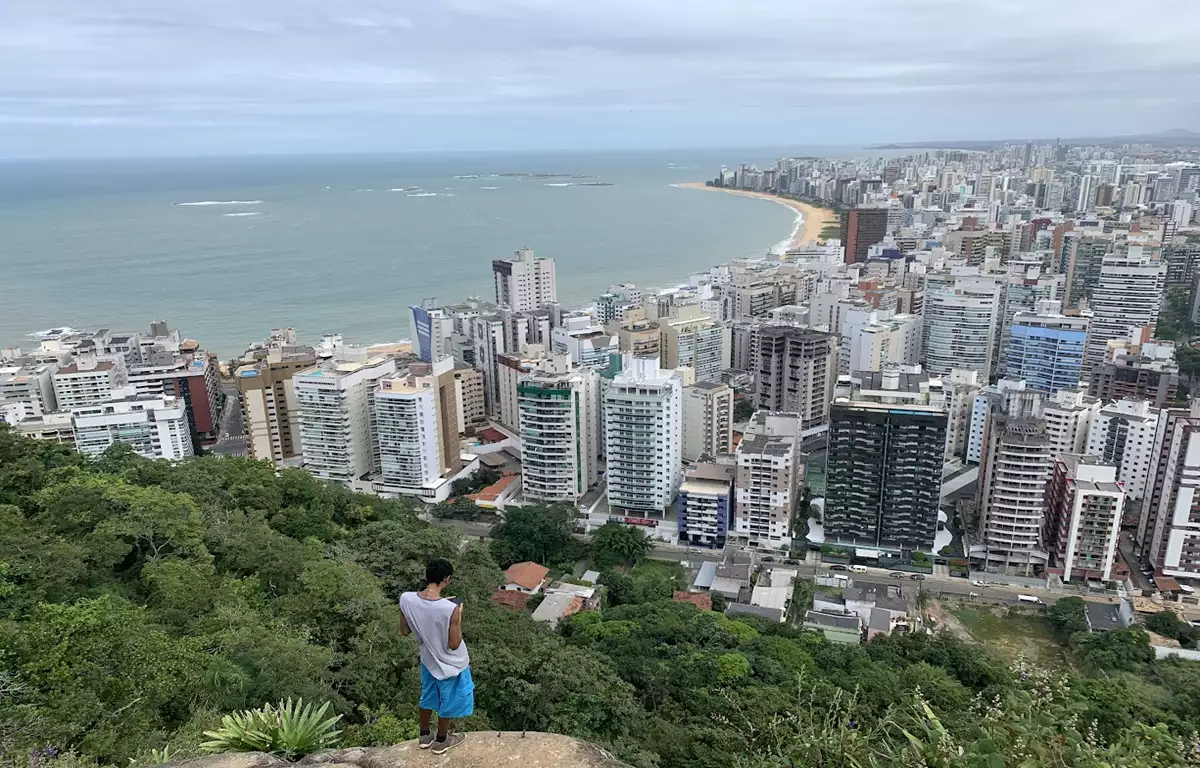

{"left": 4, "top": 0, "right": 1200, "bottom": 157}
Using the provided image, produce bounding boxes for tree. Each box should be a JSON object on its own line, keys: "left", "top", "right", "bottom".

{"left": 489, "top": 504, "right": 578, "bottom": 567}
{"left": 1046, "top": 596, "right": 1088, "bottom": 640}
{"left": 1072, "top": 627, "right": 1156, "bottom": 672}
{"left": 733, "top": 398, "right": 756, "bottom": 422}
{"left": 590, "top": 522, "right": 653, "bottom": 569}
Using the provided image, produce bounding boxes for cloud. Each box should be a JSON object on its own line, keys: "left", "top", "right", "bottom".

{"left": 2, "top": 0, "right": 1198, "bottom": 156}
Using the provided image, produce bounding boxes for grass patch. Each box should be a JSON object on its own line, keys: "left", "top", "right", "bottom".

{"left": 952, "top": 606, "right": 1067, "bottom": 668}
{"left": 629, "top": 559, "right": 685, "bottom": 583}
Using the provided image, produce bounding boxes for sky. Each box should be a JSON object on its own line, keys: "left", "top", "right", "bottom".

{"left": 4, "top": 0, "right": 1200, "bottom": 158}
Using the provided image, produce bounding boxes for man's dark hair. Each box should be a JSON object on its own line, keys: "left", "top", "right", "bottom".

{"left": 425, "top": 558, "right": 454, "bottom": 586}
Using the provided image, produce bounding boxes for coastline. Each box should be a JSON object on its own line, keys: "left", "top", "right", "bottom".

{"left": 673, "top": 181, "right": 837, "bottom": 250}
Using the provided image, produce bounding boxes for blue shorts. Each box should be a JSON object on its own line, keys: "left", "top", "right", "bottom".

{"left": 419, "top": 664, "right": 475, "bottom": 719}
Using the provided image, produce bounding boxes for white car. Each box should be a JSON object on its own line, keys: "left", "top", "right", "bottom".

{"left": 971, "top": 580, "right": 986, "bottom": 587}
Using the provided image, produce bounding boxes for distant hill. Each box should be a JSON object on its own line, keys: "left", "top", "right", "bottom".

{"left": 869, "top": 128, "right": 1200, "bottom": 151}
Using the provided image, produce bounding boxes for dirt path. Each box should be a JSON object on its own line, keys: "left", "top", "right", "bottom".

{"left": 926, "top": 599, "right": 975, "bottom": 642}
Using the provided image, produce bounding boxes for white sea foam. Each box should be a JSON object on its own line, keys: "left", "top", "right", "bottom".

{"left": 479, "top": 186, "right": 499, "bottom": 190}
{"left": 407, "top": 192, "right": 439, "bottom": 197}
{"left": 223, "top": 212, "right": 262, "bottom": 218}
{"left": 175, "top": 200, "right": 263, "bottom": 206}
{"left": 544, "top": 182, "right": 572, "bottom": 187}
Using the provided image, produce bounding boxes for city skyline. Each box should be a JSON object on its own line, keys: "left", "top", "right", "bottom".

{"left": 4, "top": 1, "right": 1199, "bottom": 158}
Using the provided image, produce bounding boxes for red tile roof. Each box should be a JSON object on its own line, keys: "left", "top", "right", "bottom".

{"left": 673, "top": 591, "right": 713, "bottom": 611}
{"left": 490, "top": 589, "right": 532, "bottom": 611}
{"left": 504, "top": 561, "right": 549, "bottom": 590}
{"left": 477, "top": 427, "right": 508, "bottom": 443}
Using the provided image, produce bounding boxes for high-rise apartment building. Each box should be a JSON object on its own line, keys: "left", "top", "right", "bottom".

{"left": 825, "top": 369, "right": 947, "bottom": 553}
{"left": 975, "top": 415, "right": 1053, "bottom": 574}
{"left": 604, "top": 356, "right": 682, "bottom": 514}
{"left": 551, "top": 314, "right": 619, "bottom": 369}
{"left": 518, "top": 364, "right": 601, "bottom": 503}
{"left": 1005, "top": 302, "right": 1089, "bottom": 394}
{"left": 1083, "top": 250, "right": 1167, "bottom": 374}
{"left": 733, "top": 412, "right": 801, "bottom": 551}
{"left": 294, "top": 355, "right": 397, "bottom": 487}
{"left": 53, "top": 357, "right": 127, "bottom": 410}
{"left": 676, "top": 459, "right": 736, "bottom": 548}
{"left": 237, "top": 348, "right": 318, "bottom": 466}
{"left": 753, "top": 325, "right": 838, "bottom": 439}
{"left": 1060, "top": 232, "right": 1110, "bottom": 308}
{"left": 842, "top": 312, "right": 922, "bottom": 374}
{"left": 492, "top": 247, "right": 556, "bottom": 312}
{"left": 129, "top": 354, "right": 223, "bottom": 444}
{"left": 681, "top": 381, "right": 734, "bottom": 463}
{"left": 840, "top": 207, "right": 889, "bottom": 264}
{"left": 0, "top": 363, "right": 57, "bottom": 417}
{"left": 658, "top": 306, "right": 729, "bottom": 382}
{"left": 1085, "top": 398, "right": 1160, "bottom": 502}
{"left": 1043, "top": 387, "right": 1101, "bottom": 458}
{"left": 921, "top": 278, "right": 1001, "bottom": 379}
{"left": 372, "top": 358, "right": 464, "bottom": 501}
{"left": 1145, "top": 410, "right": 1200, "bottom": 580}
{"left": 1044, "top": 454, "right": 1126, "bottom": 583}
{"left": 1088, "top": 337, "right": 1179, "bottom": 408}
{"left": 71, "top": 392, "right": 193, "bottom": 460}
{"left": 944, "top": 369, "right": 982, "bottom": 461}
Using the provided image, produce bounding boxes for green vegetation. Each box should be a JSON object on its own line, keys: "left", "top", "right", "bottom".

{"left": 589, "top": 521, "right": 653, "bottom": 570}
{"left": 200, "top": 699, "right": 342, "bottom": 759}
{"left": 4, "top": 425, "right": 1200, "bottom": 768}
{"left": 733, "top": 397, "right": 756, "bottom": 422}
{"left": 1146, "top": 609, "right": 1200, "bottom": 648}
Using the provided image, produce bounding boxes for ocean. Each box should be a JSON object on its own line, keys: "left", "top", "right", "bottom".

{"left": 0, "top": 148, "right": 860, "bottom": 358}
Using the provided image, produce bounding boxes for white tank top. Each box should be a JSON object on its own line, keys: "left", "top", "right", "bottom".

{"left": 399, "top": 592, "right": 470, "bottom": 680}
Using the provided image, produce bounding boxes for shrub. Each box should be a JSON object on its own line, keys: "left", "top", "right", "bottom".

{"left": 201, "top": 699, "right": 342, "bottom": 760}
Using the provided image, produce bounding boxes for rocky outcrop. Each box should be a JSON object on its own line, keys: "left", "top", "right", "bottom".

{"left": 170, "top": 732, "right": 629, "bottom": 768}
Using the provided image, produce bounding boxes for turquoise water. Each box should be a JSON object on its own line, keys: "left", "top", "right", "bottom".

{"left": 0, "top": 149, "right": 839, "bottom": 357}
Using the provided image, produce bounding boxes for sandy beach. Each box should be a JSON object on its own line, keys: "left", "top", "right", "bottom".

{"left": 674, "top": 181, "right": 837, "bottom": 249}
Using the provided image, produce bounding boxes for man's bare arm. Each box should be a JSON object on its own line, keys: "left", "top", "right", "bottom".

{"left": 399, "top": 609, "right": 411, "bottom": 637}
{"left": 448, "top": 604, "right": 463, "bottom": 650}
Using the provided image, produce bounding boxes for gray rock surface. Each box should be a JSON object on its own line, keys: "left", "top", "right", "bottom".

{"left": 169, "top": 733, "right": 628, "bottom": 768}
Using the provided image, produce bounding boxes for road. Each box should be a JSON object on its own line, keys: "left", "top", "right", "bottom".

{"left": 208, "top": 382, "right": 247, "bottom": 457}
{"left": 431, "top": 515, "right": 1070, "bottom": 607}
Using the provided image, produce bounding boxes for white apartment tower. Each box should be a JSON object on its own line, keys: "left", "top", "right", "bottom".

{"left": 518, "top": 364, "right": 601, "bottom": 503}
{"left": 53, "top": 357, "right": 128, "bottom": 410}
{"left": 921, "top": 278, "right": 1001, "bottom": 379}
{"left": 1043, "top": 387, "right": 1102, "bottom": 459}
{"left": 604, "top": 356, "right": 683, "bottom": 514}
{"left": 372, "top": 357, "right": 464, "bottom": 501}
{"left": 492, "top": 247, "right": 557, "bottom": 313}
{"left": 294, "top": 355, "right": 397, "bottom": 487}
{"left": 71, "top": 392, "right": 193, "bottom": 460}
{"left": 1083, "top": 249, "right": 1167, "bottom": 374}
{"left": 1085, "top": 397, "right": 1160, "bottom": 502}
{"left": 733, "top": 412, "right": 802, "bottom": 552}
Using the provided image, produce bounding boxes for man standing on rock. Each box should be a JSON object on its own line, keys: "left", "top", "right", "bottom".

{"left": 399, "top": 558, "right": 473, "bottom": 754}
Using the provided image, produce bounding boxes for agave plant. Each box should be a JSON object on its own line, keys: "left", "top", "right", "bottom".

{"left": 201, "top": 699, "right": 343, "bottom": 760}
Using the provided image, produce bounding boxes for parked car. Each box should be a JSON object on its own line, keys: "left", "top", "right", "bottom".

{"left": 761, "top": 556, "right": 775, "bottom": 563}
{"left": 889, "top": 572, "right": 906, "bottom": 579}
{"left": 829, "top": 564, "right": 849, "bottom": 571}
{"left": 909, "top": 574, "right": 925, "bottom": 581}
{"left": 784, "top": 558, "right": 800, "bottom": 565}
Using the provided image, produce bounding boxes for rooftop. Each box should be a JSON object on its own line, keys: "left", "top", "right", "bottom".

{"left": 505, "top": 561, "right": 550, "bottom": 591}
